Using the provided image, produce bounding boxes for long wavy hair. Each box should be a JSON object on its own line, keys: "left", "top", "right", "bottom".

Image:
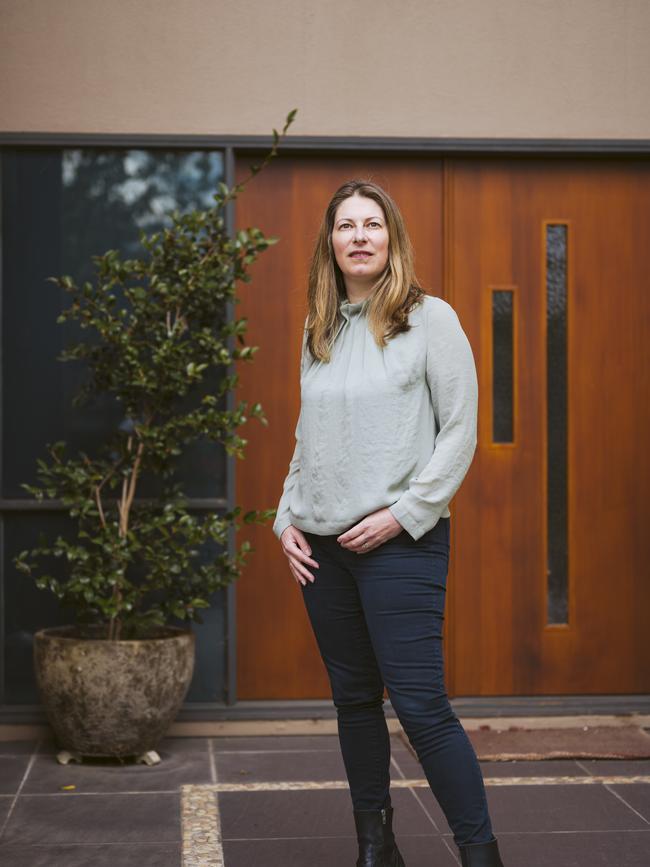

{"left": 305, "top": 179, "right": 426, "bottom": 362}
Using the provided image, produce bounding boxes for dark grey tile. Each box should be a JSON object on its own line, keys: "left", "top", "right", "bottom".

{"left": 609, "top": 783, "right": 650, "bottom": 821}
{"left": 34, "top": 735, "right": 210, "bottom": 758}
{"left": 389, "top": 738, "right": 417, "bottom": 755}
{"left": 222, "top": 836, "right": 357, "bottom": 867}
{"left": 579, "top": 758, "right": 650, "bottom": 777}
{"left": 416, "top": 783, "right": 650, "bottom": 834}
{"left": 21, "top": 747, "right": 212, "bottom": 793}
{"left": 1, "top": 793, "right": 180, "bottom": 845}
{"left": 222, "top": 833, "right": 458, "bottom": 866}
{"left": 218, "top": 787, "right": 437, "bottom": 840}
{"left": 211, "top": 735, "right": 342, "bottom": 752}
{"left": 156, "top": 736, "right": 213, "bottom": 753}
{"left": 398, "top": 834, "right": 461, "bottom": 865}
{"left": 0, "top": 756, "right": 31, "bottom": 794}
{"left": 391, "top": 751, "right": 588, "bottom": 780}
{"left": 0, "top": 842, "right": 182, "bottom": 867}
{"left": 397, "top": 783, "right": 449, "bottom": 828}
{"left": 392, "top": 751, "right": 589, "bottom": 780}
{"left": 216, "top": 748, "right": 348, "bottom": 783}
{"left": 0, "top": 741, "right": 37, "bottom": 756}
{"left": 0, "top": 795, "right": 13, "bottom": 825}
{"left": 390, "top": 749, "right": 426, "bottom": 778}
{"left": 486, "top": 830, "right": 650, "bottom": 867}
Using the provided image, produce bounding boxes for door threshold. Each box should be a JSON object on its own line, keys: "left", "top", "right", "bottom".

{"left": 174, "top": 694, "right": 650, "bottom": 721}
{"left": 2, "top": 695, "right": 648, "bottom": 737}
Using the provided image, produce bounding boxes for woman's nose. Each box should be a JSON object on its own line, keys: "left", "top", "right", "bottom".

{"left": 353, "top": 226, "right": 367, "bottom": 241}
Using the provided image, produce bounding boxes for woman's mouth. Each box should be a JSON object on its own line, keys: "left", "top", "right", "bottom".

{"left": 350, "top": 252, "right": 372, "bottom": 259}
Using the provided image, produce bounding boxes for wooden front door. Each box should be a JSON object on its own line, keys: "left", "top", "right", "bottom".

{"left": 234, "top": 153, "right": 650, "bottom": 699}
{"left": 447, "top": 157, "right": 650, "bottom": 695}
{"left": 233, "top": 155, "right": 444, "bottom": 699}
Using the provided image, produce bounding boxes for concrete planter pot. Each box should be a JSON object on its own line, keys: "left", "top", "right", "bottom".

{"left": 33, "top": 624, "right": 195, "bottom": 764}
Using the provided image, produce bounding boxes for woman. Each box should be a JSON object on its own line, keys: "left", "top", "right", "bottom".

{"left": 272, "top": 179, "right": 505, "bottom": 867}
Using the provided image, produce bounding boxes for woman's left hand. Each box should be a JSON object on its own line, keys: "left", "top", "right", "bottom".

{"left": 337, "top": 507, "right": 404, "bottom": 553}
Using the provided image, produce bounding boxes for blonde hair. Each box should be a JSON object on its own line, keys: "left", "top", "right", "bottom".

{"left": 305, "top": 179, "right": 426, "bottom": 362}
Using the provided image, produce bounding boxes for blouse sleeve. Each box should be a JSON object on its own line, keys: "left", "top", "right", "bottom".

{"left": 388, "top": 298, "right": 478, "bottom": 540}
{"left": 272, "top": 317, "right": 310, "bottom": 540}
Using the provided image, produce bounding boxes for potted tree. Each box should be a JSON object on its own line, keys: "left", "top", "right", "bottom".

{"left": 13, "top": 109, "right": 297, "bottom": 765}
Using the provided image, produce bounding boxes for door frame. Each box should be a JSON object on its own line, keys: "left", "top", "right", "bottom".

{"left": 0, "top": 132, "right": 648, "bottom": 725}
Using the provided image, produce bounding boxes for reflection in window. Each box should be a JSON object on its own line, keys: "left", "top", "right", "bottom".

{"left": 1, "top": 148, "right": 226, "bottom": 500}
{"left": 61, "top": 150, "right": 225, "bottom": 283}
{"left": 546, "top": 224, "right": 568, "bottom": 624}
{"left": 1, "top": 147, "right": 227, "bottom": 706}
{"left": 492, "top": 289, "right": 514, "bottom": 443}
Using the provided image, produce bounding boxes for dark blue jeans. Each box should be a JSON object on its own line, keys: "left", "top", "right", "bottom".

{"left": 301, "top": 517, "right": 494, "bottom": 847}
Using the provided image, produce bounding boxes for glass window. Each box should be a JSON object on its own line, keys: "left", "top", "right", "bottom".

{"left": 1, "top": 147, "right": 229, "bottom": 706}
{"left": 2, "top": 148, "right": 226, "bottom": 499}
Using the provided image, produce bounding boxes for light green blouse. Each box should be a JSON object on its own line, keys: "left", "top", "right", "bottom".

{"left": 272, "top": 293, "right": 478, "bottom": 541}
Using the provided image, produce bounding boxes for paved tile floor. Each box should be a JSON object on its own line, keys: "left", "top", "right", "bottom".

{"left": 0, "top": 732, "right": 649, "bottom": 866}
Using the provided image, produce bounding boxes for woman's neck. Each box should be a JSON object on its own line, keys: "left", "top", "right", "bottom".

{"left": 344, "top": 278, "right": 375, "bottom": 305}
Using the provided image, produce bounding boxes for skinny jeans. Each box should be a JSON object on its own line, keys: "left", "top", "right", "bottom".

{"left": 300, "top": 517, "right": 494, "bottom": 847}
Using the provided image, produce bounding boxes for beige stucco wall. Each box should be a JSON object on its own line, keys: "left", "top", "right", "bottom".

{"left": 1, "top": 0, "right": 648, "bottom": 139}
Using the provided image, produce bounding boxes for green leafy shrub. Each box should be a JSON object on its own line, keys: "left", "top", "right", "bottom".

{"left": 13, "top": 110, "right": 297, "bottom": 640}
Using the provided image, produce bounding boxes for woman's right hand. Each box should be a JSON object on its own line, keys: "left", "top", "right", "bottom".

{"left": 279, "top": 526, "right": 320, "bottom": 586}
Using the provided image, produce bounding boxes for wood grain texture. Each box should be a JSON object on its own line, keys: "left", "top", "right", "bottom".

{"left": 233, "top": 154, "right": 443, "bottom": 698}
{"left": 448, "top": 157, "right": 650, "bottom": 695}
{"left": 233, "top": 153, "right": 650, "bottom": 699}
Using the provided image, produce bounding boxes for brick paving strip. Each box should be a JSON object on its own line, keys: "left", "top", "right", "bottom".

{"left": 179, "top": 774, "right": 650, "bottom": 866}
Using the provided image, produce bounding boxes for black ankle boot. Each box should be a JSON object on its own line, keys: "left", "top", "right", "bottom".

{"left": 353, "top": 806, "right": 406, "bottom": 866}
{"left": 458, "top": 835, "right": 505, "bottom": 866}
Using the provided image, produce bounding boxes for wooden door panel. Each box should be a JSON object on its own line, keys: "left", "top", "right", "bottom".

{"left": 448, "top": 158, "right": 650, "bottom": 695}
{"left": 234, "top": 155, "right": 444, "bottom": 698}
{"left": 234, "top": 153, "right": 649, "bottom": 700}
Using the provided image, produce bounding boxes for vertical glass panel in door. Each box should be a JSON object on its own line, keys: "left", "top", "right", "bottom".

{"left": 546, "top": 223, "right": 568, "bottom": 625}
{"left": 492, "top": 289, "right": 514, "bottom": 443}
